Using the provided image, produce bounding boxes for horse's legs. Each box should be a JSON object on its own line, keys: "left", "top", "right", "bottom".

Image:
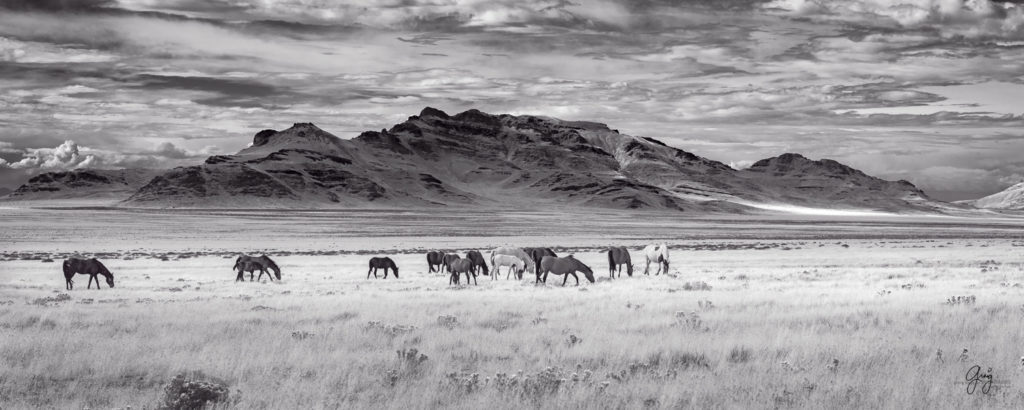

{"left": 561, "top": 273, "right": 569, "bottom": 287}
{"left": 367, "top": 267, "right": 372, "bottom": 280}
{"left": 573, "top": 272, "right": 580, "bottom": 286}
{"left": 644, "top": 260, "right": 651, "bottom": 275}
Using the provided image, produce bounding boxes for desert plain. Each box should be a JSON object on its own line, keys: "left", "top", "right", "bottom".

{"left": 1, "top": 206, "right": 1024, "bottom": 409}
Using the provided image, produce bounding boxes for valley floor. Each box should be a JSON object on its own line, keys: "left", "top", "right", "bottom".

{"left": 1, "top": 208, "right": 1024, "bottom": 409}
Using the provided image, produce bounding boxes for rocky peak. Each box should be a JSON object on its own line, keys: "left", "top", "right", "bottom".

{"left": 418, "top": 107, "right": 449, "bottom": 119}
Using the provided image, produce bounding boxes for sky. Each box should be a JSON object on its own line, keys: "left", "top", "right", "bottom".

{"left": 1, "top": 0, "right": 1023, "bottom": 200}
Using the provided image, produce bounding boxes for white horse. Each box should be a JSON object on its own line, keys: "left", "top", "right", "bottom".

{"left": 491, "top": 254, "right": 527, "bottom": 280}
{"left": 643, "top": 244, "right": 670, "bottom": 275}
{"left": 491, "top": 247, "right": 535, "bottom": 278}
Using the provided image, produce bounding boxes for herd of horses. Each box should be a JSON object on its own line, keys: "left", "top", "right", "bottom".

{"left": 58, "top": 244, "right": 671, "bottom": 290}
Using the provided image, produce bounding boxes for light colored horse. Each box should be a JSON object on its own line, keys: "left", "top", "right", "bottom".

{"left": 491, "top": 247, "right": 535, "bottom": 277}
{"left": 491, "top": 254, "right": 527, "bottom": 280}
{"left": 538, "top": 255, "right": 594, "bottom": 286}
{"left": 642, "top": 244, "right": 669, "bottom": 275}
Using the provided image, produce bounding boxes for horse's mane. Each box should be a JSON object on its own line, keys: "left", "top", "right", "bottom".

{"left": 261, "top": 255, "right": 280, "bottom": 272}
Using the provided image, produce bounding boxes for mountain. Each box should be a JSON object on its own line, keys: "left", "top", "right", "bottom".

{"left": 5, "top": 169, "right": 161, "bottom": 202}
{"left": 735, "top": 153, "right": 931, "bottom": 210}
{"left": 970, "top": 182, "right": 1024, "bottom": 210}
{"left": 123, "top": 107, "right": 939, "bottom": 213}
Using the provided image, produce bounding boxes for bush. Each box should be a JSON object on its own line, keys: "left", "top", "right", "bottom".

{"left": 727, "top": 347, "right": 753, "bottom": 364}
{"left": 159, "top": 372, "right": 237, "bottom": 410}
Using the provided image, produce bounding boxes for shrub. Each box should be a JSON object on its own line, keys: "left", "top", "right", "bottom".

{"left": 727, "top": 347, "right": 752, "bottom": 364}
{"left": 159, "top": 372, "right": 237, "bottom": 410}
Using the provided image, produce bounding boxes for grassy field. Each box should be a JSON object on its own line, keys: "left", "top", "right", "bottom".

{"left": 2, "top": 209, "right": 1024, "bottom": 409}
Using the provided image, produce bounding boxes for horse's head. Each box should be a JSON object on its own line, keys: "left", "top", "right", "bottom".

{"left": 262, "top": 256, "right": 281, "bottom": 280}
{"left": 576, "top": 260, "right": 595, "bottom": 283}
{"left": 106, "top": 274, "right": 115, "bottom": 288}
{"left": 391, "top": 260, "right": 400, "bottom": 278}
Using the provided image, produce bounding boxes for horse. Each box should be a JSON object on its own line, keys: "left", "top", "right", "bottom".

{"left": 491, "top": 254, "right": 527, "bottom": 280}
{"left": 449, "top": 258, "right": 477, "bottom": 286}
{"left": 443, "top": 254, "right": 462, "bottom": 274}
{"left": 63, "top": 258, "right": 115, "bottom": 290}
{"left": 491, "top": 247, "right": 534, "bottom": 278}
{"left": 367, "top": 257, "right": 399, "bottom": 279}
{"left": 607, "top": 247, "right": 633, "bottom": 278}
{"left": 526, "top": 247, "right": 557, "bottom": 277}
{"left": 643, "top": 244, "right": 670, "bottom": 275}
{"left": 233, "top": 255, "right": 281, "bottom": 281}
{"left": 539, "top": 255, "right": 594, "bottom": 286}
{"left": 465, "top": 250, "right": 489, "bottom": 276}
{"left": 426, "top": 251, "right": 446, "bottom": 273}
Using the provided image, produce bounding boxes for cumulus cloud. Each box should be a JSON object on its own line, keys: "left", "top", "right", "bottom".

{"left": 0, "top": 141, "right": 217, "bottom": 174}
{"left": 1, "top": 140, "right": 96, "bottom": 171}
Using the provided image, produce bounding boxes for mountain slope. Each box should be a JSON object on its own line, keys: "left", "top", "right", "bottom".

{"left": 5, "top": 169, "right": 161, "bottom": 202}
{"left": 123, "top": 107, "right": 939, "bottom": 213}
{"left": 971, "top": 182, "right": 1024, "bottom": 210}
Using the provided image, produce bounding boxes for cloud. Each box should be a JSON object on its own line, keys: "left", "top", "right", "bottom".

{"left": 0, "top": 140, "right": 219, "bottom": 175}
{"left": 2, "top": 140, "right": 96, "bottom": 171}
{"left": 764, "top": 0, "right": 1024, "bottom": 38}
{"left": 0, "top": 0, "right": 114, "bottom": 11}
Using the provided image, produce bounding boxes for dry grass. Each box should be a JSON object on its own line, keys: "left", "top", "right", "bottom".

{"left": 2, "top": 211, "right": 1024, "bottom": 409}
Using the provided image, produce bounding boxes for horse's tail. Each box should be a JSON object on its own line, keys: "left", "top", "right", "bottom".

{"left": 481, "top": 260, "right": 489, "bottom": 276}
{"left": 607, "top": 249, "right": 615, "bottom": 273}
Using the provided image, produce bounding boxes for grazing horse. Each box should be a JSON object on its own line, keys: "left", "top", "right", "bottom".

{"left": 526, "top": 247, "right": 557, "bottom": 277}
{"left": 491, "top": 247, "right": 534, "bottom": 278}
{"left": 442, "top": 254, "right": 462, "bottom": 274}
{"left": 465, "top": 250, "right": 489, "bottom": 276}
{"left": 426, "top": 251, "right": 447, "bottom": 273}
{"left": 643, "top": 244, "right": 670, "bottom": 275}
{"left": 63, "top": 258, "right": 115, "bottom": 290}
{"left": 449, "top": 258, "right": 477, "bottom": 285}
{"left": 607, "top": 247, "right": 633, "bottom": 278}
{"left": 233, "top": 255, "right": 281, "bottom": 281}
{"left": 539, "top": 255, "right": 594, "bottom": 286}
{"left": 367, "top": 257, "right": 399, "bottom": 279}
{"left": 491, "top": 254, "right": 526, "bottom": 280}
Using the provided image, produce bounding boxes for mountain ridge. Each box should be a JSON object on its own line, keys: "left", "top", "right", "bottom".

{"left": 6, "top": 107, "right": 947, "bottom": 213}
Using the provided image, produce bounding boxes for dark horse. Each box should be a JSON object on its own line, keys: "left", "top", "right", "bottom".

{"left": 443, "top": 254, "right": 461, "bottom": 273}
{"left": 539, "top": 255, "right": 595, "bottom": 286}
{"left": 426, "top": 251, "right": 447, "bottom": 273}
{"left": 63, "top": 258, "right": 115, "bottom": 290}
{"left": 233, "top": 255, "right": 281, "bottom": 282}
{"left": 368, "top": 257, "right": 399, "bottom": 279}
{"left": 607, "top": 247, "right": 633, "bottom": 279}
{"left": 449, "top": 258, "right": 477, "bottom": 286}
{"left": 525, "top": 247, "right": 557, "bottom": 282}
{"left": 465, "top": 250, "right": 489, "bottom": 276}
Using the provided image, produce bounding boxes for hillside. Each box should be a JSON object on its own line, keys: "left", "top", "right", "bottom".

{"left": 120, "top": 107, "right": 939, "bottom": 213}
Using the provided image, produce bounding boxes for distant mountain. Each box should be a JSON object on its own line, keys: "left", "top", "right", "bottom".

{"left": 969, "top": 182, "right": 1024, "bottom": 210}
{"left": 5, "top": 169, "right": 161, "bottom": 202}
{"left": 122, "top": 107, "right": 940, "bottom": 213}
